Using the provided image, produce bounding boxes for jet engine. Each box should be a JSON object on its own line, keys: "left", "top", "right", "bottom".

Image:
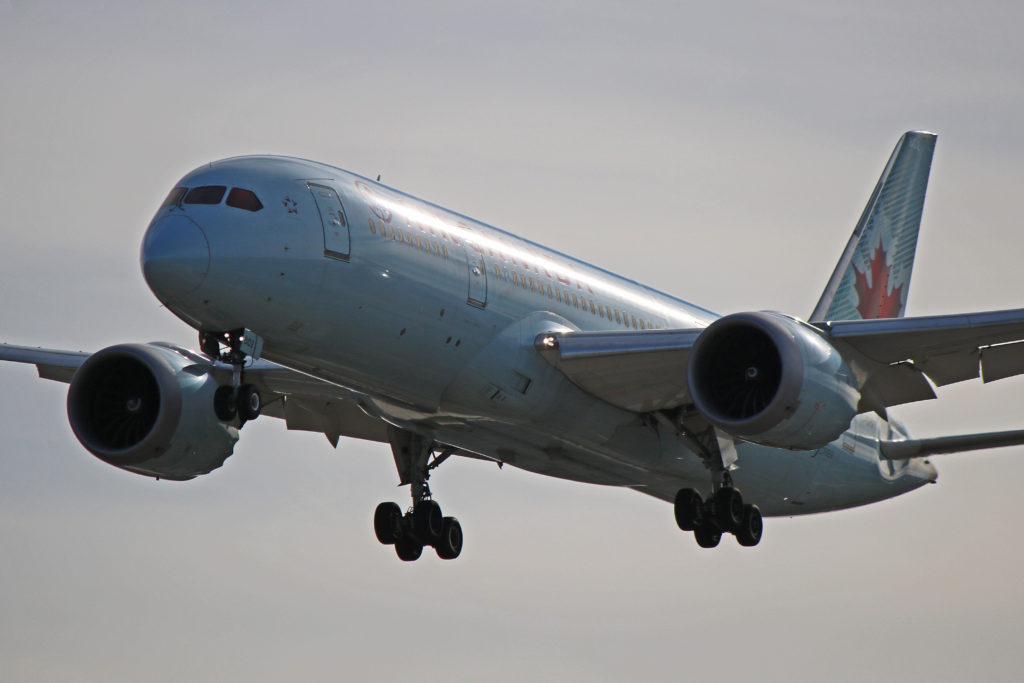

{"left": 687, "top": 311, "right": 860, "bottom": 450}
{"left": 67, "top": 343, "right": 238, "bottom": 480}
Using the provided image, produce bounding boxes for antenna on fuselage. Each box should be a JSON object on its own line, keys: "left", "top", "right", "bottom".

{"left": 376, "top": 174, "right": 381, "bottom": 182}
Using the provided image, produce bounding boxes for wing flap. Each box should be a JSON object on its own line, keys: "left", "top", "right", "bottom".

{"left": 0, "top": 343, "right": 90, "bottom": 383}
{"left": 283, "top": 396, "right": 389, "bottom": 444}
{"left": 535, "top": 328, "right": 701, "bottom": 412}
{"left": 859, "top": 362, "right": 936, "bottom": 410}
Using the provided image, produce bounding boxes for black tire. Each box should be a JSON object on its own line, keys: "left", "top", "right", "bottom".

{"left": 713, "top": 487, "right": 744, "bottom": 532}
{"left": 674, "top": 488, "right": 703, "bottom": 531}
{"left": 237, "top": 384, "right": 261, "bottom": 421}
{"left": 395, "top": 536, "right": 423, "bottom": 561}
{"left": 694, "top": 523, "right": 721, "bottom": 549}
{"left": 413, "top": 500, "right": 444, "bottom": 544}
{"left": 736, "top": 504, "right": 763, "bottom": 547}
{"left": 435, "top": 517, "right": 463, "bottom": 560}
{"left": 213, "top": 385, "right": 237, "bottom": 422}
{"left": 373, "top": 502, "right": 403, "bottom": 545}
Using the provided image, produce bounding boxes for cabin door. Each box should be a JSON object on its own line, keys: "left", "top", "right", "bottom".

{"left": 308, "top": 183, "right": 350, "bottom": 260}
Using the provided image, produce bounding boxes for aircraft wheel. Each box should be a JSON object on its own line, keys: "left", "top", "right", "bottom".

{"left": 414, "top": 500, "right": 444, "bottom": 544}
{"left": 435, "top": 517, "right": 463, "bottom": 560}
{"left": 736, "top": 504, "right": 763, "bottom": 547}
{"left": 694, "top": 523, "right": 722, "bottom": 549}
{"left": 213, "top": 385, "right": 238, "bottom": 422}
{"left": 395, "top": 536, "right": 423, "bottom": 562}
{"left": 373, "top": 502, "right": 403, "bottom": 545}
{"left": 674, "top": 488, "right": 703, "bottom": 531}
{"left": 237, "top": 384, "right": 261, "bottom": 421}
{"left": 713, "top": 487, "right": 744, "bottom": 532}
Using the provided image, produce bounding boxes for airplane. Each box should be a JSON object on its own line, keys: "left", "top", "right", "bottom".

{"left": 4, "top": 130, "right": 1024, "bottom": 561}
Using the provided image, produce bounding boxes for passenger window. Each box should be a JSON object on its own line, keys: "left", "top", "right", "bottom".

{"left": 368, "top": 218, "right": 377, "bottom": 235}
{"left": 184, "top": 186, "right": 226, "bottom": 205}
{"left": 589, "top": 299, "right": 596, "bottom": 314}
{"left": 546, "top": 284, "right": 553, "bottom": 299}
{"left": 614, "top": 309, "right": 621, "bottom": 323}
{"left": 572, "top": 293, "right": 579, "bottom": 308}
{"left": 639, "top": 319, "right": 646, "bottom": 330}
{"left": 226, "top": 188, "right": 263, "bottom": 212}
{"left": 605, "top": 305, "right": 613, "bottom": 320}
{"left": 631, "top": 314, "right": 638, "bottom": 329}
{"left": 161, "top": 187, "right": 187, "bottom": 207}
{"left": 555, "top": 289, "right": 562, "bottom": 303}
{"left": 598, "top": 305, "right": 605, "bottom": 319}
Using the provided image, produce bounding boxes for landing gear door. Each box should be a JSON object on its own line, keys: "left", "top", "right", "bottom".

{"left": 464, "top": 241, "right": 487, "bottom": 308}
{"left": 308, "top": 183, "right": 350, "bottom": 261}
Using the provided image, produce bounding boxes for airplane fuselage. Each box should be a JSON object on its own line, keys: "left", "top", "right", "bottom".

{"left": 141, "top": 155, "right": 936, "bottom": 517}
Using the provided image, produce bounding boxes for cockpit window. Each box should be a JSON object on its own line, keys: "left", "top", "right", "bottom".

{"left": 226, "top": 188, "right": 264, "bottom": 212}
{"left": 161, "top": 187, "right": 187, "bottom": 207}
{"left": 184, "top": 186, "right": 227, "bottom": 205}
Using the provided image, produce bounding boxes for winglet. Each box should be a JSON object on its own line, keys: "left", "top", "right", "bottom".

{"left": 810, "top": 131, "right": 937, "bottom": 322}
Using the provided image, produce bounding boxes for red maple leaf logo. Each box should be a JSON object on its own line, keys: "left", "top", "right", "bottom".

{"left": 854, "top": 243, "right": 904, "bottom": 319}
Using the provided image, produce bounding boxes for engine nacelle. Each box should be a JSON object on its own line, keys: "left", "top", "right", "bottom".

{"left": 67, "top": 343, "right": 238, "bottom": 480}
{"left": 687, "top": 311, "right": 860, "bottom": 450}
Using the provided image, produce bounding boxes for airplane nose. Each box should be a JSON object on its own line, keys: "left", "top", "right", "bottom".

{"left": 141, "top": 214, "right": 210, "bottom": 299}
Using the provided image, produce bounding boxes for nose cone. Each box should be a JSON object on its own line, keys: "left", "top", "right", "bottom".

{"left": 141, "top": 214, "right": 210, "bottom": 300}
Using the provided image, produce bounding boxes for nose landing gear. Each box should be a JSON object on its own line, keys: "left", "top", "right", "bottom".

{"left": 201, "top": 329, "right": 263, "bottom": 424}
{"left": 374, "top": 427, "right": 463, "bottom": 561}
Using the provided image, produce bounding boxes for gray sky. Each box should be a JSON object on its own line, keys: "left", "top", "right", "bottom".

{"left": 2, "top": 1, "right": 1024, "bottom": 681}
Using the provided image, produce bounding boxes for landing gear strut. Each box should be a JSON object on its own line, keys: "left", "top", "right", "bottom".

{"left": 202, "top": 329, "right": 263, "bottom": 424}
{"left": 373, "top": 427, "right": 463, "bottom": 561}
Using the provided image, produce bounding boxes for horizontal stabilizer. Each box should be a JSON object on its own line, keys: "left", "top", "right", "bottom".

{"left": 880, "top": 429, "right": 1024, "bottom": 460}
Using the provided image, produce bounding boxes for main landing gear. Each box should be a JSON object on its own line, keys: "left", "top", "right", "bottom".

{"left": 201, "top": 329, "right": 263, "bottom": 425}
{"left": 373, "top": 499, "right": 463, "bottom": 561}
{"left": 374, "top": 427, "right": 463, "bottom": 561}
{"left": 673, "top": 473, "right": 763, "bottom": 548}
{"left": 656, "top": 410, "right": 763, "bottom": 549}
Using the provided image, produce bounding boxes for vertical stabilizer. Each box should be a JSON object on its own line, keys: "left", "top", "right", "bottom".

{"left": 810, "top": 131, "right": 936, "bottom": 322}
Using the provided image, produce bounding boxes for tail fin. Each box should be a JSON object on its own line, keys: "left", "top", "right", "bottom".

{"left": 809, "top": 131, "right": 937, "bottom": 322}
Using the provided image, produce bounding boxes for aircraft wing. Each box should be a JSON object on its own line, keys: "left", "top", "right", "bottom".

{"left": 536, "top": 307, "right": 1024, "bottom": 414}
{"left": 814, "top": 307, "right": 1024, "bottom": 386}
{"left": 0, "top": 343, "right": 389, "bottom": 446}
{"left": 534, "top": 328, "right": 702, "bottom": 411}
{"left": 0, "top": 344, "right": 91, "bottom": 383}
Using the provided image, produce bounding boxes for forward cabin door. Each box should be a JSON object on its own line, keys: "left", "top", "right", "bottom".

{"left": 308, "top": 183, "right": 350, "bottom": 260}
